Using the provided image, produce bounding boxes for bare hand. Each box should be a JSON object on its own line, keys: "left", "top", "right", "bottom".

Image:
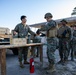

{"left": 13, "top": 31, "right": 18, "bottom": 35}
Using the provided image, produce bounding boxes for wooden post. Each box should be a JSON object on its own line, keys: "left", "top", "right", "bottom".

{"left": 0, "top": 64, "right": 1, "bottom": 75}
{"left": 0, "top": 49, "right": 6, "bottom": 75}
{"left": 0, "top": 49, "right": 1, "bottom": 75}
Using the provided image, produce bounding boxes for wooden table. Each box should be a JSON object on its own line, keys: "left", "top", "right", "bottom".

{"left": 0, "top": 43, "right": 43, "bottom": 75}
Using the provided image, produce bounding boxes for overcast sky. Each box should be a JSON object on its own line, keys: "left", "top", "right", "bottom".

{"left": 0, "top": 0, "right": 76, "bottom": 30}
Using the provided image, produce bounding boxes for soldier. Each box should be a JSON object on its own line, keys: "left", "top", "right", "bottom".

{"left": 71, "top": 25, "right": 76, "bottom": 61}
{"left": 69, "top": 25, "right": 74, "bottom": 61}
{"left": 38, "top": 13, "right": 57, "bottom": 73}
{"left": 14, "top": 15, "right": 35, "bottom": 68}
{"left": 57, "top": 19, "right": 71, "bottom": 64}
{"left": 33, "top": 30, "right": 41, "bottom": 57}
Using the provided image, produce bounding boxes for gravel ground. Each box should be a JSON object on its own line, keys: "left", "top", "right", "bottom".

{"left": 6, "top": 45, "right": 76, "bottom": 75}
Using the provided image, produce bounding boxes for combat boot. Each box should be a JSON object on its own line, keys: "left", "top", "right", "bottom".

{"left": 64, "top": 58, "right": 68, "bottom": 63}
{"left": 44, "top": 64, "right": 51, "bottom": 70}
{"left": 19, "top": 62, "right": 25, "bottom": 68}
{"left": 57, "top": 59, "right": 64, "bottom": 64}
{"left": 46, "top": 65, "right": 56, "bottom": 73}
{"left": 24, "top": 60, "right": 29, "bottom": 64}
{"left": 71, "top": 58, "right": 74, "bottom": 61}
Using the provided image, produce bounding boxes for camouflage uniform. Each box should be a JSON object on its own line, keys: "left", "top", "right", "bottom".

{"left": 33, "top": 35, "right": 41, "bottom": 57}
{"left": 57, "top": 25, "right": 71, "bottom": 62}
{"left": 14, "top": 23, "right": 35, "bottom": 62}
{"left": 39, "top": 20, "right": 57, "bottom": 66}
{"left": 71, "top": 30, "right": 76, "bottom": 60}
{"left": 47, "top": 37, "right": 57, "bottom": 64}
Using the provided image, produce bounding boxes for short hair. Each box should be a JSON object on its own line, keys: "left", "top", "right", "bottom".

{"left": 36, "top": 29, "right": 40, "bottom": 35}
{"left": 20, "top": 15, "right": 26, "bottom": 20}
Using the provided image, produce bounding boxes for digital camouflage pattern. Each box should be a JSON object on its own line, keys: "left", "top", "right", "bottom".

{"left": 71, "top": 30, "right": 76, "bottom": 60}
{"left": 40, "top": 20, "right": 57, "bottom": 65}
{"left": 59, "top": 38, "right": 69, "bottom": 61}
{"left": 14, "top": 23, "right": 35, "bottom": 62}
{"left": 57, "top": 25, "right": 71, "bottom": 61}
{"left": 18, "top": 47, "right": 28, "bottom": 62}
{"left": 47, "top": 37, "right": 57, "bottom": 64}
{"left": 14, "top": 23, "right": 35, "bottom": 38}
{"left": 33, "top": 35, "right": 41, "bottom": 57}
{"left": 40, "top": 20, "right": 56, "bottom": 31}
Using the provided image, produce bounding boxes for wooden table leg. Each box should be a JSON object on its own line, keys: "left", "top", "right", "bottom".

{"left": 0, "top": 49, "right": 6, "bottom": 75}
{"left": 39, "top": 45, "right": 43, "bottom": 64}
{"left": 0, "top": 50, "right": 1, "bottom": 75}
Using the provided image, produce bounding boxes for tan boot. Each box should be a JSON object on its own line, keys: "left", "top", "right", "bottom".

{"left": 20, "top": 62, "right": 25, "bottom": 68}
{"left": 46, "top": 65, "right": 56, "bottom": 73}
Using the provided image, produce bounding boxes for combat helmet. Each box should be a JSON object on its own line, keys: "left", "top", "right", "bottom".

{"left": 44, "top": 13, "right": 53, "bottom": 18}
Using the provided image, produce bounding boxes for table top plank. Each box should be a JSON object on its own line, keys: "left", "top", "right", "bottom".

{"left": 0, "top": 43, "right": 43, "bottom": 49}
